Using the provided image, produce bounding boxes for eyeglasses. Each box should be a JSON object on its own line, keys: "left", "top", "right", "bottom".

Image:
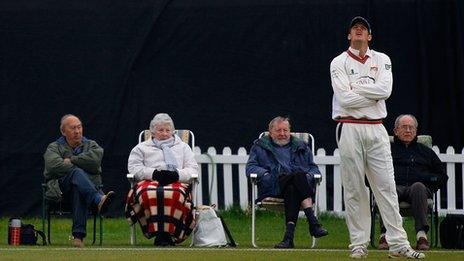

{"left": 398, "top": 125, "right": 417, "bottom": 131}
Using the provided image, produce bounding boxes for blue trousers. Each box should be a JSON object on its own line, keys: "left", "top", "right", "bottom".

{"left": 58, "top": 168, "right": 102, "bottom": 238}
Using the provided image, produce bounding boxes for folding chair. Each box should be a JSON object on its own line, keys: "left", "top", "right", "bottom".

{"left": 126, "top": 129, "right": 199, "bottom": 245}
{"left": 41, "top": 183, "right": 103, "bottom": 245}
{"left": 369, "top": 135, "right": 439, "bottom": 247}
{"left": 249, "top": 131, "right": 322, "bottom": 248}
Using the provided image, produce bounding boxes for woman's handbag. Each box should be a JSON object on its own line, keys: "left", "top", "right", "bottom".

{"left": 192, "top": 205, "right": 235, "bottom": 247}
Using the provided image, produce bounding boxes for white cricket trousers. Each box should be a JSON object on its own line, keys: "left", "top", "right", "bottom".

{"left": 337, "top": 122, "right": 410, "bottom": 251}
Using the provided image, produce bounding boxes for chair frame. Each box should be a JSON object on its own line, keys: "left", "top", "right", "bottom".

{"left": 41, "top": 184, "right": 103, "bottom": 245}
{"left": 126, "top": 129, "right": 199, "bottom": 245}
{"left": 249, "top": 131, "right": 322, "bottom": 248}
{"left": 369, "top": 135, "right": 439, "bottom": 247}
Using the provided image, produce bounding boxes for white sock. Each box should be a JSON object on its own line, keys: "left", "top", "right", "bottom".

{"left": 416, "top": 230, "right": 427, "bottom": 240}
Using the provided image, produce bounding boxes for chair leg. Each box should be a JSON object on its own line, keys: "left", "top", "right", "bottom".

{"left": 47, "top": 210, "right": 52, "bottom": 245}
{"left": 189, "top": 205, "right": 194, "bottom": 246}
{"left": 189, "top": 181, "right": 197, "bottom": 247}
{"left": 251, "top": 183, "right": 258, "bottom": 248}
{"left": 92, "top": 213, "right": 97, "bottom": 245}
{"left": 429, "top": 209, "right": 433, "bottom": 248}
{"left": 130, "top": 224, "right": 137, "bottom": 245}
{"left": 251, "top": 202, "right": 257, "bottom": 248}
{"left": 128, "top": 179, "right": 137, "bottom": 246}
{"left": 311, "top": 186, "right": 319, "bottom": 248}
{"left": 434, "top": 210, "right": 439, "bottom": 247}
{"left": 432, "top": 193, "right": 439, "bottom": 247}
{"left": 42, "top": 200, "right": 46, "bottom": 242}
{"left": 370, "top": 192, "right": 377, "bottom": 248}
{"left": 370, "top": 211, "right": 376, "bottom": 248}
{"left": 43, "top": 203, "right": 52, "bottom": 245}
{"left": 99, "top": 214, "right": 103, "bottom": 246}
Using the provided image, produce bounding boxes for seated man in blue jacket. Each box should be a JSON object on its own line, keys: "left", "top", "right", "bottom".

{"left": 246, "top": 116, "right": 328, "bottom": 248}
{"left": 378, "top": 114, "right": 447, "bottom": 251}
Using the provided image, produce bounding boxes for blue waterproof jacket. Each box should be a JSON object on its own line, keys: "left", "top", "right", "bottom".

{"left": 246, "top": 135, "right": 320, "bottom": 201}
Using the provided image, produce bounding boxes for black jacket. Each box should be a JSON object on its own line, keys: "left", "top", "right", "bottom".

{"left": 391, "top": 136, "right": 447, "bottom": 192}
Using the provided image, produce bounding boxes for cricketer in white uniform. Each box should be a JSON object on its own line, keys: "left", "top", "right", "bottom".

{"left": 330, "top": 17, "right": 425, "bottom": 259}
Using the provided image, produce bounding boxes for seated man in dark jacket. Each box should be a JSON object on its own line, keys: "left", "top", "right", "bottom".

{"left": 246, "top": 116, "right": 328, "bottom": 249}
{"left": 378, "top": 114, "right": 448, "bottom": 251}
{"left": 43, "top": 114, "right": 114, "bottom": 248}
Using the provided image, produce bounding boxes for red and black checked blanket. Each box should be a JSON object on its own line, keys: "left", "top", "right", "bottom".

{"left": 125, "top": 180, "right": 195, "bottom": 243}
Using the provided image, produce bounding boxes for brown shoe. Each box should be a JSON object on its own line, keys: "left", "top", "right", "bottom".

{"left": 416, "top": 237, "right": 430, "bottom": 251}
{"left": 72, "top": 238, "right": 85, "bottom": 248}
{"left": 378, "top": 235, "right": 389, "bottom": 250}
{"left": 97, "top": 191, "right": 115, "bottom": 214}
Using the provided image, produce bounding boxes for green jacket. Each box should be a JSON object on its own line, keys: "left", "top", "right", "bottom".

{"left": 43, "top": 136, "right": 103, "bottom": 201}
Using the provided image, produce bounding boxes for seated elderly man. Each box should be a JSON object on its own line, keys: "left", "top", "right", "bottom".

{"left": 125, "top": 113, "right": 198, "bottom": 246}
{"left": 377, "top": 114, "right": 448, "bottom": 251}
{"left": 43, "top": 114, "right": 114, "bottom": 248}
{"left": 246, "top": 116, "right": 328, "bottom": 249}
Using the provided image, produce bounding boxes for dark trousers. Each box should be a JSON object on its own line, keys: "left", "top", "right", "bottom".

{"left": 58, "top": 168, "right": 101, "bottom": 237}
{"left": 278, "top": 172, "right": 312, "bottom": 224}
{"left": 380, "top": 182, "right": 432, "bottom": 233}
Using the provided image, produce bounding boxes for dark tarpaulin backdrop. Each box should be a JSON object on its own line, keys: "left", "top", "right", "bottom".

{"left": 1, "top": 0, "right": 463, "bottom": 217}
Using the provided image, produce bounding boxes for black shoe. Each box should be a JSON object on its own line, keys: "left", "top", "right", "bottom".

{"left": 154, "top": 232, "right": 175, "bottom": 247}
{"left": 274, "top": 238, "right": 294, "bottom": 249}
{"left": 309, "top": 224, "right": 328, "bottom": 238}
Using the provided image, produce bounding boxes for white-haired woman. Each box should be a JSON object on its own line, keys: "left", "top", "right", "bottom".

{"left": 125, "top": 113, "right": 198, "bottom": 246}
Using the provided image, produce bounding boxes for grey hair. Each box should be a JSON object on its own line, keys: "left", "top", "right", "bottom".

{"left": 394, "top": 114, "right": 418, "bottom": 128}
{"left": 149, "top": 113, "right": 175, "bottom": 133}
{"left": 60, "top": 114, "right": 80, "bottom": 132}
{"left": 268, "top": 116, "right": 291, "bottom": 131}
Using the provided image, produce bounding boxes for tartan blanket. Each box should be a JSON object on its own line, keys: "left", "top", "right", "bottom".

{"left": 125, "top": 180, "right": 195, "bottom": 243}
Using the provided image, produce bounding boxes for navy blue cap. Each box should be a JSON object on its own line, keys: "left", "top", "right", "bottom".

{"left": 349, "top": 16, "right": 371, "bottom": 34}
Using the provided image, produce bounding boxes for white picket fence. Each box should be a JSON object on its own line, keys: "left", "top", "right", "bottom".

{"left": 192, "top": 146, "right": 464, "bottom": 216}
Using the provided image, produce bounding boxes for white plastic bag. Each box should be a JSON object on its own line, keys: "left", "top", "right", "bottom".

{"left": 192, "top": 205, "right": 227, "bottom": 247}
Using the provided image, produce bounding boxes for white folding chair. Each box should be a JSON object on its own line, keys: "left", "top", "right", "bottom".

{"left": 126, "top": 129, "right": 199, "bottom": 245}
{"left": 249, "top": 132, "right": 322, "bottom": 248}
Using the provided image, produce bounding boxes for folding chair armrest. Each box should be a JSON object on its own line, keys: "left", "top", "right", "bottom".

{"left": 127, "top": 174, "right": 135, "bottom": 187}
{"left": 189, "top": 173, "right": 199, "bottom": 194}
{"left": 190, "top": 173, "right": 199, "bottom": 181}
{"left": 250, "top": 173, "right": 258, "bottom": 184}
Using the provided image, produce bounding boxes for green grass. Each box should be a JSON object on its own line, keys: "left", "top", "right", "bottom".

{"left": 0, "top": 208, "right": 463, "bottom": 260}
